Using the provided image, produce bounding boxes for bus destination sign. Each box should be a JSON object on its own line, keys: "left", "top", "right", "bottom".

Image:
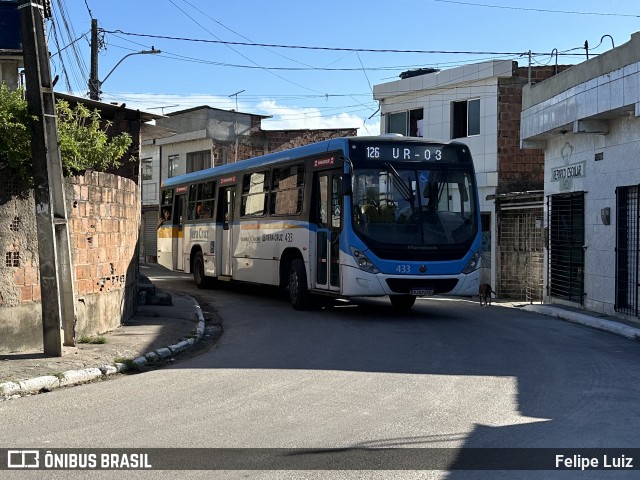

{"left": 351, "top": 142, "right": 469, "bottom": 164}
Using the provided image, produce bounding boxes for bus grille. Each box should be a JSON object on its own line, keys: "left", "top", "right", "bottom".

{"left": 385, "top": 278, "right": 459, "bottom": 294}
{"left": 371, "top": 247, "right": 466, "bottom": 262}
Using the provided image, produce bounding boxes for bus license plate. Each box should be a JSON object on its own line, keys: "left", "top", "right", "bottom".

{"left": 410, "top": 288, "right": 434, "bottom": 296}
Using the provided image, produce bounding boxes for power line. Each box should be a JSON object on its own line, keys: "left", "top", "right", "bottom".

{"left": 433, "top": 0, "right": 640, "bottom": 18}
{"left": 166, "top": 0, "right": 326, "bottom": 96}
{"left": 103, "top": 29, "right": 586, "bottom": 57}
{"left": 178, "top": 0, "right": 316, "bottom": 70}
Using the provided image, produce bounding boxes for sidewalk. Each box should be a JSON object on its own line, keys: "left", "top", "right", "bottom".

{"left": 521, "top": 303, "right": 640, "bottom": 340}
{"left": 490, "top": 298, "right": 640, "bottom": 340}
{"left": 0, "top": 275, "right": 219, "bottom": 400}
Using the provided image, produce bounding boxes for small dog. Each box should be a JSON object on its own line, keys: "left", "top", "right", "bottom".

{"left": 478, "top": 283, "right": 496, "bottom": 307}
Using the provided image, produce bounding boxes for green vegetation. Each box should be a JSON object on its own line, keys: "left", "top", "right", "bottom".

{"left": 0, "top": 84, "right": 133, "bottom": 183}
{"left": 56, "top": 99, "right": 132, "bottom": 175}
{"left": 113, "top": 357, "right": 143, "bottom": 372}
{"left": 0, "top": 84, "right": 35, "bottom": 181}
{"left": 78, "top": 335, "right": 107, "bottom": 344}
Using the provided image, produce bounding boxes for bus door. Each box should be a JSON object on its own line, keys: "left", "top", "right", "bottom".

{"left": 314, "top": 170, "right": 342, "bottom": 292}
{"left": 217, "top": 186, "right": 235, "bottom": 277}
{"left": 173, "top": 193, "right": 186, "bottom": 270}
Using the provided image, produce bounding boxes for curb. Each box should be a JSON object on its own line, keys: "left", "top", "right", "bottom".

{"left": 0, "top": 297, "right": 207, "bottom": 400}
{"left": 523, "top": 305, "right": 640, "bottom": 340}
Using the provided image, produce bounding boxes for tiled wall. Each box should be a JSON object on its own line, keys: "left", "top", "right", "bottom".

{"left": 522, "top": 62, "right": 640, "bottom": 139}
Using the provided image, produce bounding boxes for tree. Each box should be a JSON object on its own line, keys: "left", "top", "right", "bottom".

{"left": 0, "top": 83, "right": 34, "bottom": 181}
{"left": 55, "top": 99, "right": 132, "bottom": 176}
{"left": 0, "top": 84, "right": 133, "bottom": 181}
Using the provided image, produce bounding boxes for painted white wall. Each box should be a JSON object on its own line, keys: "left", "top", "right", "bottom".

{"left": 543, "top": 116, "right": 640, "bottom": 315}
{"left": 521, "top": 46, "right": 640, "bottom": 317}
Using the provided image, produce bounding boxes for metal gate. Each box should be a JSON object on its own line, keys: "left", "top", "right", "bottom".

{"left": 547, "top": 192, "right": 585, "bottom": 303}
{"left": 142, "top": 209, "right": 159, "bottom": 262}
{"left": 615, "top": 185, "right": 640, "bottom": 316}
{"left": 499, "top": 208, "right": 544, "bottom": 301}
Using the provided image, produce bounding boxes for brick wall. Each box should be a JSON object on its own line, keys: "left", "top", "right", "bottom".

{"left": 0, "top": 170, "right": 140, "bottom": 353}
{"left": 496, "top": 65, "right": 571, "bottom": 194}
{"left": 261, "top": 128, "right": 358, "bottom": 154}
{"left": 67, "top": 171, "right": 140, "bottom": 315}
{"left": 216, "top": 128, "right": 358, "bottom": 164}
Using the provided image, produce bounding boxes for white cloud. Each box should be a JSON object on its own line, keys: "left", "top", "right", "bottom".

{"left": 97, "top": 92, "right": 380, "bottom": 136}
{"left": 256, "top": 99, "right": 378, "bottom": 136}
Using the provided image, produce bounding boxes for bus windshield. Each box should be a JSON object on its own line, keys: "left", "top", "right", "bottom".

{"left": 352, "top": 165, "right": 477, "bottom": 248}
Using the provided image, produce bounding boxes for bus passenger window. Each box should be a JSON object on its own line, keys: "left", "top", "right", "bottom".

{"left": 158, "top": 208, "right": 172, "bottom": 228}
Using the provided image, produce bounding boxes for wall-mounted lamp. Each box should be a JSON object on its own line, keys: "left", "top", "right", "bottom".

{"left": 601, "top": 207, "right": 611, "bottom": 225}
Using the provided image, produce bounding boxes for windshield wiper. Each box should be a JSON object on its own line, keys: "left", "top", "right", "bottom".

{"left": 427, "top": 168, "right": 448, "bottom": 210}
{"left": 383, "top": 162, "right": 414, "bottom": 205}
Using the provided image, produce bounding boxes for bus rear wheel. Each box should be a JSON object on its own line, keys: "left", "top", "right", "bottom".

{"left": 390, "top": 295, "right": 416, "bottom": 310}
{"left": 288, "top": 259, "right": 312, "bottom": 310}
{"left": 193, "top": 251, "right": 212, "bottom": 289}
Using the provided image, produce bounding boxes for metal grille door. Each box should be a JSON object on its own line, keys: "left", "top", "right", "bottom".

{"left": 143, "top": 210, "right": 159, "bottom": 262}
{"left": 548, "top": 193, "right": 585, "bottom": 303}
{"left": 616, "top": 185, "right": 639, "bottom": 316}
{"left": 499, "top": 209, "right": 544, "bottom": 301}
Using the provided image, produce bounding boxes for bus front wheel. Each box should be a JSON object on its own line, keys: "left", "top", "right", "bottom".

{"left": 193, "top": 251, "right": 211, "bottom": 289}
{"left": 390, "top": 295, "right": 416, "bottom": 310}
{"left": 289, "top": 259, "right": 312, "bottom": 310}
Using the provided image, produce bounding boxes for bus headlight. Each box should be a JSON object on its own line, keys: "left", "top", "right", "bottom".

{"left": 462, "top": 250, "right": 481, "bottom": 274}
{"left": 350, "top": 247, "right": 380, "bottom": 274}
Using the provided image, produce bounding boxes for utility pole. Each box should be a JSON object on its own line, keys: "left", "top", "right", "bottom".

{"left": 89, "top": 18, "right": 99, "bottom": 100}
{"left": 18, "top": 0, "right": 76, "bottom": 355}
{"left": 228, "top": 90, "right": 244, "bottom": 162}
{"left": 88, "top": 22, "right": 160, "bottom": 101}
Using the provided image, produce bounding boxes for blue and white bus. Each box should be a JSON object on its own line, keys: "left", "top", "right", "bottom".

{"left": 158, "top": 135, "right": 481, "bottom": 310}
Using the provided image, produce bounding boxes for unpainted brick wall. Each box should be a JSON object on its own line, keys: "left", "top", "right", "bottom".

{"left": 0, "top": 170, "right": 140, "bottom": 351}
{"left": 496, "top": 65, "right": 572, "bottom": 194}
{"left": 215, "top": 128, "right": 358, "bottom": 164}
{"left": 67, "top": 171, "right": 140, "bottom": 301}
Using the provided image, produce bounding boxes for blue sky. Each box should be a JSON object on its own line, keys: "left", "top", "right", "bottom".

{"left": 48, "top": 0, "right": 639, "bottom": 135}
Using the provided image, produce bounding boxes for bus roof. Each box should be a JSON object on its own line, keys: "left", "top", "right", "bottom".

{"left": 162, "top": 136, "right": 468, "bottom": 188}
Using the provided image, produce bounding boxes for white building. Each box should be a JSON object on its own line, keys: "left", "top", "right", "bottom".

{"left": 521, "top": 32, "right": 640, "bottom": 321}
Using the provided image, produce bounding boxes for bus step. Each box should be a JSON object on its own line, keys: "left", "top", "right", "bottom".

{"left": 218, "top": 276, "right": 232, "bottom": 282}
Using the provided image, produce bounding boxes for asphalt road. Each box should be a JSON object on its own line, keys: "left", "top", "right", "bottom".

{"left": 2, "top": 267, "right": 639, "bottom": 479}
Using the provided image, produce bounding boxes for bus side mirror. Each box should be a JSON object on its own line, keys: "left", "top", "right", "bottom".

{"left": 342, "top": 173, "right": 352, "bottom": 196}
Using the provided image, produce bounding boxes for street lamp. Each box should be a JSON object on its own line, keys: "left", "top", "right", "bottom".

{"left": 88, "top": 47, "right": 161, "bottom": 101}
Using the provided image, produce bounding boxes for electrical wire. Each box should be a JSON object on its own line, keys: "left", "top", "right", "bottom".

{"left": 433, "top": 0, "right": 640, "bottom": 18}
{"left": 166, "top": 0, "right": 326, "bottom": 96}
{"left": 104, "top": 30, "right": 585, "bottom": 57}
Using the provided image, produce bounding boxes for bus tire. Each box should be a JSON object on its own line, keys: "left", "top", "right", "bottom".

{"left": 390, "top": 295, "right": 416, "bottom": 310}
{"left": 193, "top": 251, "right": 211, "bottom": 289}
{"left": 289, "top": 259, "right": 312, "bottom": 310}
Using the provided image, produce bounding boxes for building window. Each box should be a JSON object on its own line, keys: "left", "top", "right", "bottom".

{"left": 186, "top": 150, "right": 211, "bottom": 173}
{"left": 386, "top": 112, "right": 407, "bottom": 135}
{"left": 241, "top": 171, "right": 270, "bottom": 217}
{"left": 452, "top": 98, "right": 480, "bottom": 138}
{"left": 141, "top": 158, "right": 153, "bottom": 180}
{"left": 187, "top": 181, "right": 216, "bottom": 221}
{"left": 270, "top": 164, "right": 304, "bottom": 215}
{"left": 385, "top": 109, "right": 424, "bottom": 136}
{"left": 9, "top": 216, "right": 21, "bottom": 232}
{"left": 5, "top": 251, "right": 20, "bottom": 267}
{"left": 168, "top": 155, "right": 179, "bottom": 178}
